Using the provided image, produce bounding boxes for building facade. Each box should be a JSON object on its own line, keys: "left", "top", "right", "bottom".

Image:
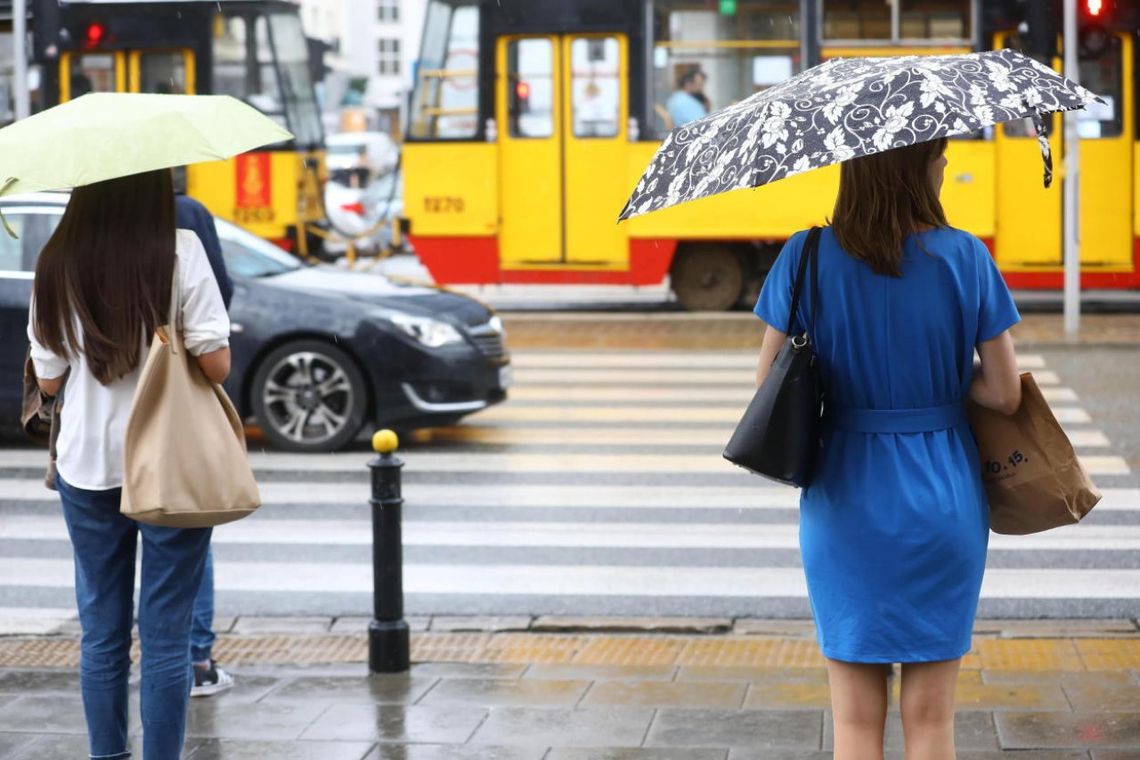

{"left": 296, "top": 0, "right": 426, "bottom": 136}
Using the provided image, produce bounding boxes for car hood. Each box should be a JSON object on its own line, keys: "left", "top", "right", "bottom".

{"left": 261, "top": 266, "right": 494, "bottom": 325}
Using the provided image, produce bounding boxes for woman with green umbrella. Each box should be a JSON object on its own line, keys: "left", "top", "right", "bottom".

{"left": 10, "top": 93, "right": 290, "bottom": 759}
{"left": 28, "top": 169, "right": 230, "bottom": 759}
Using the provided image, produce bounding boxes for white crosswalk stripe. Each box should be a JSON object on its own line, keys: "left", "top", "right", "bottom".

{"left": 0, "top": 349, "right": 1133, "bottom": 623}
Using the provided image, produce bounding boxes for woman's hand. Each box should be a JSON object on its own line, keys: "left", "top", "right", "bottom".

{"left": 756, "top": 325, "right": 787, "bottom": 387}
{"left": 37, "top": 376, "right": 64, "bottom": 398}
{"left": 195, "top": 347, "right": 231, "bottom": 385}
{"left": 969, "top": 331, "right": 1021, "bottom": 415}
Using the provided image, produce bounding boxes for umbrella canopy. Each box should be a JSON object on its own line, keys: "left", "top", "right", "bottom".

{"left": 0, "top": 92, "right": 293, "bottom": 198}
{"left": 619, "top": 49, "right": 1099, "bottom": 221}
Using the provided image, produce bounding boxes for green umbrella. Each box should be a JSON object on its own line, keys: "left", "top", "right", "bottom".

{"left": 0, "top": 92, "right": 293, "bottom": 233}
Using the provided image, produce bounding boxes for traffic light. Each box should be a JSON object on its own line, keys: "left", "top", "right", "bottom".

{"left": 84, "top": 22, "right": 107, "bottom": 48}
{"left": 513, "top": 80, "right": 531, "bottom": 114}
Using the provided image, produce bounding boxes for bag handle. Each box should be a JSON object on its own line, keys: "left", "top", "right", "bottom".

{"left": 786, "top": 226, "right": 822, "bottom": 339}
{"left": 164, "top": 256, "right": 180, "bottom": 357}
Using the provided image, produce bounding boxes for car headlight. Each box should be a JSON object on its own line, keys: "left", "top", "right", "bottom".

{"left": 387, "top": 314, "right": 465, "bottom": 348}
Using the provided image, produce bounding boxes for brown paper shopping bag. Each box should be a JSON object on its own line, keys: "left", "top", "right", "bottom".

{"left": 966, "top": 373, "right": 1101, "bottom": 535}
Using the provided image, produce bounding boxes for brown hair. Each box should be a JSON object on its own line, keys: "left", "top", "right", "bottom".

{"left": 33, "top": 170, "right": 175, "bottom": 385}
{"left": 831, "top": 138, "right": 948, "bottom": 277}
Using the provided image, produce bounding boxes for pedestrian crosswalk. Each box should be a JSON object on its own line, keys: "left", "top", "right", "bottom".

{"left": 0, "top": 350, "right": 1135, "bottom": 626}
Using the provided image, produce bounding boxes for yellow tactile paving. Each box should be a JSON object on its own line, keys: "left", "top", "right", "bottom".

{"left": 678, "top": 638, "right": 827, "bottom": 668}
{"left": 2, "top": 633, "right": 1137, "bottom": 672}
{"left": 572, "top": 636, "right": 688, "bottom": 666}
{"left": 1075, "top": 639, "right": 1140, "bottom": 671}
{"left": 975, "top": 638, "right": 1086, "bottom": 671}
{"left": 417, "top": 426, "right": 733, "bottom": 447}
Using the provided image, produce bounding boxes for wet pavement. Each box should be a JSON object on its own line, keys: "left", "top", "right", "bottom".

{"left": 0, "top": 621, "right": 1138, "bottom": 758}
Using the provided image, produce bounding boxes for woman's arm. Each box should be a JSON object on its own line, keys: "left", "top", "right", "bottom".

{"left": 755, "top": 325, "right": 787, "bottom": 387}
{"left": 970, "top": 330, "right": 1021, "bottom": 415}
{"left": 195, "top": 347, "right": 231, "bottom": 385}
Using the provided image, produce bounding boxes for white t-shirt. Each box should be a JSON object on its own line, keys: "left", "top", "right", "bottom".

{"left": 27, "top": 229, "right": 230, "bottom": 490}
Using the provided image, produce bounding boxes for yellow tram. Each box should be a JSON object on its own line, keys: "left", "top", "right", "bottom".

{"left": 403, "top": 0, "right": 1140, "bottom": 309}
{"left": 24, "top": 0, "right": 326, "bottom": 256}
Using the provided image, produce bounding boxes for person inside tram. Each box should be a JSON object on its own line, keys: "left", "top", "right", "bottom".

{"left": 667, "top": 66, "right": 709, "bottom": 127}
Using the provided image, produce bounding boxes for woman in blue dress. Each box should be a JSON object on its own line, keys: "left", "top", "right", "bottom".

{"left": 754, "top": 137, "right": 1022, "bottom": 760}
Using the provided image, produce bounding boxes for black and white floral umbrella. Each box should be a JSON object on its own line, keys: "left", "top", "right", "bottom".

{"left": 619, "top": 49, "right": 1099, "bottom": 221}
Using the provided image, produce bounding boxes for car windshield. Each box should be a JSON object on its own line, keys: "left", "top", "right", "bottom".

{"left": 216, "top": 219, "right": 302, "bottom": 277}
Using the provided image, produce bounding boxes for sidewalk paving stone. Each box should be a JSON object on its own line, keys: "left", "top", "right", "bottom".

{"left": 432, "top": 617, "right": 533, "bottom": 633}
{"left": 5, "top": 735, "right": 137, "bottom": 760}
{"left": 184, "top": 738, "right": 375, "bottom": 760}
{"left": 952, "top": 680, "right": 1072, "bottom": 711}
{"left": 996, "top": 711, "right": 1140, "bottom": 749}
{"left": 408, "top": 662, "right": 528, "bottom": 680}
{"left": 547, "top": 751, "right": 728, "bottom": 760}
{"left": 363, "top": 747, "right": 545, "bottom": 760}
{"left": 329, "top": 616, "right": 430, "bottom": 635}
{"left": 417, "top": 678, "right": 591, "bottom": 708}
{"left": 676, "top": 666, "right": 829, "bottom": 684}
{"left": 1092, "top": 752, "right": 1140, "bottom": 760}
{"left": 981, "top": 670, "right": 1136, "bottom": 686}
{"left": 580, "top": 680, "right": 746, "bottom": 709}
{"left": 533, "top": 617, "right": 732, "bottom": 634}
{"left": 0, "top": 694, "right": 137, "bottom": 735}
{"left": 822, "top": 711, "right": 1000, "bottom": 752}
{"left": 523, "top": 664, "right": 678, "bottom": 681}
{"left": 185, "top": 700, "right": 329, "bottom": 741}
{"left": 1061, "top": 679, "right": 1140, "bottom": 712}
{"left": 301, "top": 704, "right": 487, "bottom": 743}
{"left": 231, "top": 616, "right": 332, "bottom": 635}
{"left": 267, "top": 674, "right": 437, "bottom": 704}
{"left": 643, "top": 708, "right": 821, "bottom": 749}
{"left": 468, "top": 707, "right": 656, "bottom": 747}
{"left": 731, "top": 620, "right": 816, "bottom": 638}
{"left": 0, "top": 669, "right": 78, "bottom": 694}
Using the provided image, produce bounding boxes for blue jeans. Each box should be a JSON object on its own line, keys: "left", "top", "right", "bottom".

{"left": 190, "top": 547, "right": 215, "bottom": 663}
{"left": 57, "top": 475, "right": 212, "bottom": 760}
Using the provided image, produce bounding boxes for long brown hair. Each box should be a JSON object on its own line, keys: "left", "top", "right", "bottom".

{"left": 33, "top": 170, "right": 175, "bottom": 385}
{"left": 831, "top": 138, "right": 948, "bottom": 277}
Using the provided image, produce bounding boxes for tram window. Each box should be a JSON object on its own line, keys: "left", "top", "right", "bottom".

{"left": 823, "top": 0, "right": 971, "bottom": 41}
{"left": 212, "top": 15, "right": 249, "bottom": 101}
{"left": 409, "top": 1, "right": 480, "bottom": 140}
{"left": 266, "top": 13, "right": 323, "bottom": 147}
{"left": 69, "top": 55, "right": 116, "bottom": 97}
{"left": 650, "top": 2, "right": 800, "bottom": 138}
{"left": 138, "top": 53, "right": 187, "bottom": 94}
{"left": 507, "top": 39, "right": 555, "bottom": 139}
{"left": 1077, "top": 36, "right": 1123, "bottom": 139}
{"left": 571, "top": 38, "right": 620, "bottom": 138}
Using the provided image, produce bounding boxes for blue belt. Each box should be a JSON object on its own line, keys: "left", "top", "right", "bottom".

{"left": 826, "top": 403, "right": 966, "bottom": 434}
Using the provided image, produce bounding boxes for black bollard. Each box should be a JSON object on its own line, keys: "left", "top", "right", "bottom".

{"left": 368, "top": 429, "right": 410, "bottom": 673}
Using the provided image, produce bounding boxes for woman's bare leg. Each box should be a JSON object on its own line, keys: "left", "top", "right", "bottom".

{"left": 899, "top": 658, "right": 961, "bottom": 760}
{"left": 827, "top": 658, "right": 890, "bottom": 760}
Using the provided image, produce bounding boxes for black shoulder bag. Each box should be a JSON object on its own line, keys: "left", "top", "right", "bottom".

{"left": 723, "top": 226, "right": 823, "bottom": 488}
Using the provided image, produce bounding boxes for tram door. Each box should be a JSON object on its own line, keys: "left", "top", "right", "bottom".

{"left": 995, "top": 33, "right": 1133, "bottom": 270}
{"left": 497, "top": 34, "right": 629, "bottom": 268}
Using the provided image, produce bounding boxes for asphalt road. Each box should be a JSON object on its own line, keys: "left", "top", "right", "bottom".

{"left": 0, "top": 325, "right": 1136, "bottom": 623}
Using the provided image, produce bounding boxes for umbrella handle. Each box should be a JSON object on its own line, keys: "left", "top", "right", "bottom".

{"left": 0, "top": 178, "right": 17, "bottom": 239}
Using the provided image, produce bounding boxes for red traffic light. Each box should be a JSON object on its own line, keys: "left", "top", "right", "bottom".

{"left": 515, "top": 81, "right": 530, "bottom": 100}
{"left": 1086, "top": 0, "right": 1103, "bottom": 15}
{"left": 85, "top": 22, "right": 107, "bottom": 46}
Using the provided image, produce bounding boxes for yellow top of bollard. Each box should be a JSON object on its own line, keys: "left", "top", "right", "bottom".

{"left": 372, "top": 429, "right": 399, "bottom": 454}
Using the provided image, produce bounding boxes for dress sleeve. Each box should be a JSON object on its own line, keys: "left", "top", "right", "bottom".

{"left": 177, "top": 231, "right": 231, "bottom": 357}
{"left": 974, "top": 236, "right": 1020, "bottom": 343}
{"left": 753, "top": 229, "right": 808, "bottom": 334}
{"left": 25, "top": 297, "right": 70, "bottom": 380}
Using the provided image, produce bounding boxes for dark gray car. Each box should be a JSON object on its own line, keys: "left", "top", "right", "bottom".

{"left": 0, "top": 193, "right": 510, "bottom": 452}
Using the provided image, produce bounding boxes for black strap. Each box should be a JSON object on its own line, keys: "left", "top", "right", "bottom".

{"left": 786, "top": 226, "right": 822, "bottom": 337}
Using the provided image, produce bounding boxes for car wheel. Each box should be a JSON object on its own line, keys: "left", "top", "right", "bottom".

{"left": 251, "top": 340, "right": 368, "bottom": 452}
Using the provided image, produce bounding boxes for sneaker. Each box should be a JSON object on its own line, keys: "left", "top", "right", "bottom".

{"left": 191, "top": 659, "right": 234, "bottom": 698}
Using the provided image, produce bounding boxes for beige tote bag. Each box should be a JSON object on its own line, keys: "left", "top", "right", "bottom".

{"left": 121, "top": 259, "right": 260, "bottom": 528}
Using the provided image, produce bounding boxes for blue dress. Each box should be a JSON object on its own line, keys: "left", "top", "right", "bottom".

{"left": 754, "top": 226, "right": 1020, "bottom": 663}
